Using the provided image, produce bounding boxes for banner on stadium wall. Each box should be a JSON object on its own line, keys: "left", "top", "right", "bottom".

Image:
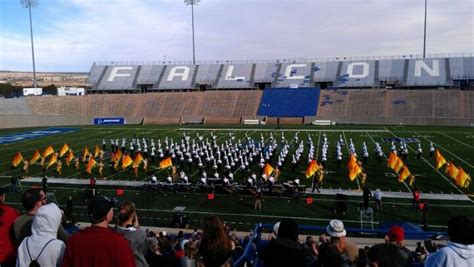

{"left": 93, "top": 118, "right": 125, "bottom": 125}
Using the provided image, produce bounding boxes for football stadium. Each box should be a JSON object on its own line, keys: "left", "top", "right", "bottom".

{"left": 1, "top": 1, "right": 473, "bottom": 266}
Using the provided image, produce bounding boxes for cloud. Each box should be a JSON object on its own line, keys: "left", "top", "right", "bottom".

{"left": 0, "top": 0, "right": 472, "bottom": 71}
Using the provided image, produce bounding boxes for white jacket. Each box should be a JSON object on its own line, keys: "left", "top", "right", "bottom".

{"left": 424, "top": 241, "right": 474, "bottom": 267}
{"left": 17, "top": 203, "right": 66, "bottom": 267}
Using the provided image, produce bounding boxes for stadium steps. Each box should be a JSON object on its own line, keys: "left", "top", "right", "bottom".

{"left": 309, "top": 62, "right": 316, "bottom": 85}
{"left": 445, "top": 58, "right": 452, "bottom": 85}
{"left": 374, "top": 60, "right": 379, "bottom": 87}
{"left": 271, "top": 63, "right": 282, "bottom": 87}
{"left": 402, "top": 59, "right": 409, "bottom": 86}
{"left": 214, "top": 64, "right": 224, "bottom": 88}
{"left": 335, "top": 61, "right": 343, "bottom": 82}
{"left": 18, "top": 177, "right": 472, "bottom": 201}
{"left": 249, "top": 63, "right": 256, "bottom": 88}
{"left": 96, "top": 66, "right": 109, "bottom": 88}
{"left": 154, "top": 65, "right": 167, "bottom": 90}
{"left": 191, "top": 64, "right": 200, "bottom": 88}
{"left": 131, "top": 65, "right": 142, "bottom": 89}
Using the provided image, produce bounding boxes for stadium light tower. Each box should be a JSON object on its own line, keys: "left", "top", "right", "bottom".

{"left": 423, "top": 0, "right": 427, "bottom": 58}
{"left": 184, "top": 0, "right": 200, "bottom": 65}
{"left": 21, "top": 0, "right": 38, "bottom": 88}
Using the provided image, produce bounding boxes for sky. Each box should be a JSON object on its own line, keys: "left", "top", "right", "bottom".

{"left": 0, "top": 0, "right": 472, "bottom": 72}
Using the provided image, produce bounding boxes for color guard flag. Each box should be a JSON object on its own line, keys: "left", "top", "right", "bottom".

{"left": 94, "top": 145, "right": 101, "bottom": 158}
{"left": 42, "top": 145, "right": 55, "bottom": 158}
{"left": 121, "top": 155, "right": 133, "bottom": 169}
{"left": 398, "top": 165, "right": 411, "bottom": 182}
{"left": 348, "top": 163, "right": 362, "bottom": 181}
{"left": 387, "top": 152, "right": 398, "bottom": 169}
{"left": 86, "top": 158, "right": 97, "bottom": 174}
{"left": 456, "top": 167, "right": 471, "bottom": 188}
{"left": 30, "top": 149, "right": 42, "bottom": 164}
{"left": 46, "top": 154, "right": 58, "bottom": 169}
{"left": 11, "top": 152, "right": 24, "bottom": 168}
{"left": 59, "top": 143, "right": 70, "bottom": 157}
{"left": 264, "top": 163, "right": 274, "bottom": 177}
{"left": 305, "top": 159, "right": 319, "bottom": 178}
{"left": 66, "top": 151, "right": 75, "bottom": 166}
{"left": 393, "top": 158, "right": 404, "bottom": 173}
{"left": 133, "top": 153, "right": 144, "bottom": 167}
{"left": 435, "top": 149, "right": 447, "bottom": 170}
{"left": 347, "top": 153, "right": 358, "bottom": 170}
{"left": 445, "top": 162, "right": 459, "bottom": 180}
{"left": 82, "top": 147, "right": 90, "bottom": 162}
{"left": 159, "top": 157, "right": 173, "bottom": 169}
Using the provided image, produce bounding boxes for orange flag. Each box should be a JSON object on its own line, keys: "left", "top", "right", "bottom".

{"left": 348, "top": 163, "right": 362, "bottom": 181}
{"left": 393, "top": 158, "right": 404, "bottom": 173}
{"left": 305, "top": 159, "right": 319, "bottom": 178}
{"left": 94, "top": 145, "right": 101, "bottom": 158}
{"left": 435, "top": 149, "right": 447, "bottom": 170}
{"left": 30, "top": 149, "right": 42, "bottom": 164}
{"left": 82, "top": 147, "right": 90, "bottom": 162}
{"left": 59, "top": 143, "right": 70, "bottom": 157}
{"left": 445, "top": 162, "right": 459, "bottom": 180}
{"left": 42, "top": 145, "right": 55, "bottom": 158}
{"left": 66, "top": 151, "right": 75, "bottom": 166}
{"left": 122, "top": 155, "right": 133, "bottom": 169}
{"left": 456, "top": 167, "right": 471, "bottom": 188}
{"left": 264, "top": 163, "right": 274, "bottom": 177}
{"left": 86, "top": 158, "right": 97, "bottom": 174}
{"left": 398, "top": 165, "right": 411, "bottom": 182}
{"left": 133, "top": 153, "right": 144, "bottom": 167}
{"left": 159, "top": 157, "right": 173, "bottom": 169}
{"left": 113, "top": 150, "right": 123, "bottom": 163}
{"left": 347, "top": 153, "right": 358, "bottom": 170}
{"left": 387, "top": 152, "right": 398, "bottom": 169}
{"left": 11, "top": 152, "right": 24, "bottom": 168}
{"left": 46, "top": 154, "right": 58, "bottom": 169}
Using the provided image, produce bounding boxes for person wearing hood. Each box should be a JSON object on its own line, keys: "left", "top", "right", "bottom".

{"left": 425, "top": 215, "right": 474, "bottom": 266}
{"left": 115, "top": 201, "right": 150, "bottom": 267}
{"left": 16, "top": 203, "right": 66, "bottom": 267}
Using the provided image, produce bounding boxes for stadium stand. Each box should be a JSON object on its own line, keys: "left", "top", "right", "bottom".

{"left": 89, "top": 56, "right": 473, "bottom": 91}
{"left": 257, "top": 87, "right": 320, "bottom": 117}
{"left": 0, "top": 97, "right": 32, "bottom": 115}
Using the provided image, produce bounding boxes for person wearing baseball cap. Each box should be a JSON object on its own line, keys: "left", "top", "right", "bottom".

{"left": 61, "top": 195, "right": 136, "bottom": 267}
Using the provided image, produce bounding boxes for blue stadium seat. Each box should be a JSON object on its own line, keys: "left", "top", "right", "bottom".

{"left": 257, "top": 87, "right": 320, "bottom": 117}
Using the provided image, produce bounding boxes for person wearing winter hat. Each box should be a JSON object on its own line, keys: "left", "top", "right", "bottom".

{"left": 17, "top": 203, "right": 66, "bottom": 267}
{"left": 425, "top": 215, "right": 474, "bottom": 267}
{"left": 61, "top": 195, "right": 136, "bottom": 267}
{"left": 260, "top": 218, "right": 306, "bottom": 267}
{"left": 368, "top": 225, "right": 414, "bottom": 267}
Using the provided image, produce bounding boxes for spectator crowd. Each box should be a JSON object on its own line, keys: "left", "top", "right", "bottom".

{"left": 1, "top": 186, "right": 473, "bottom": 267}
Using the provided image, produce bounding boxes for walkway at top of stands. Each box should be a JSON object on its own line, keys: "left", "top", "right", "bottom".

{"left": 93, "top": 52, "right": 474, "bottom": 66}
{"left": 20, "top": 177, "right": 471, "bottom": 201}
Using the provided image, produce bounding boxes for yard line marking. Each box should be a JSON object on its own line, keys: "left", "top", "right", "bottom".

{"left": 366, "top": 131, "right": 411, "bottom": 192}
{"left": 385, "top": 129, "right": 469, "bottom": 199}
{"left": 315, "top": 131, "right": 321, "bottom": 159}
{"left": 179, "top": 128, "right": 389, "bottom": 133}
{"left": 416, "top": 132, "right": 474, "bottom": 169}
{"left": 437, "top": 132, "right": 474, "bottom": 150}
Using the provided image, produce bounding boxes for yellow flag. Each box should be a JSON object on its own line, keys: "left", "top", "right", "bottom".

{"left": 398, "top": 165, "right": 411, "bottom": 182}
{"left": 86, "top": 158, "right": 97, "bottom": 174}
{"left": 445, "top": 162, "right": 459, "bottom": 180}
{"left": 347, "top": 153, "right": 357, "bottom": 170}
{"left": 387, "top": 152, "right": 398, "bottom": 169}
{"left": 42, "top": 145, "right": 55, "bottom": 158}
{"left": 59, "top": 143, "right": 70, "bottom": 157}
{"left": 66, "top": 151, "right": 75, "bottom": 166}
{"left": 82, "top": 147, "right": 90, "bottom": 162}
{"left": 305, "top": 160, "right": 319, "bottom": 178}
{"left": 456, "top": 167, "right": 471, "bottom": 188}
{"left": 30, "top": 149, "right": 42, "bottom": 164}
{"left": 435, "top": 149, "right": 447, "bottom": 170}
{"left": 133, "top": 153, "right": 144, "bottom": 167}
{"left": 94, "top": 145, "right": 101, "bottom": 158}
{"left": 264, "top": 163, "right": 274, "bottom": 177}
{"left": 348, "top": 164, "right": 362, "bottom": 181}
{"left": 47, "top": 154, "right": 58, "bottom": 169}
{"left": 11, "top": 152, "right": 24, "bottom": 168}
{"left": 393, "top": 158, "right": 404, "bottom": 173}
{"left": 159, "top": 157, "right": 173, "bottom": 169}
{"left": 122, "top": 155, "right": 133, "bottom": 169}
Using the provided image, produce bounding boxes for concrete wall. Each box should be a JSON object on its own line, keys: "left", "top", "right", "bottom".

{"left": 0, "top": 115, "right": 143, "bottom": 129}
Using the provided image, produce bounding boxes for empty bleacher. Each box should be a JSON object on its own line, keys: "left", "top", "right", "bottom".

{"left": 257, "top": 87, "right": 320, "bottom": 117}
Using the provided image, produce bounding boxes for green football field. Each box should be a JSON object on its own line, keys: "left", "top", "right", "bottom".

{"left": 1, "top": 125, "right": 473, "bottom": 232}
